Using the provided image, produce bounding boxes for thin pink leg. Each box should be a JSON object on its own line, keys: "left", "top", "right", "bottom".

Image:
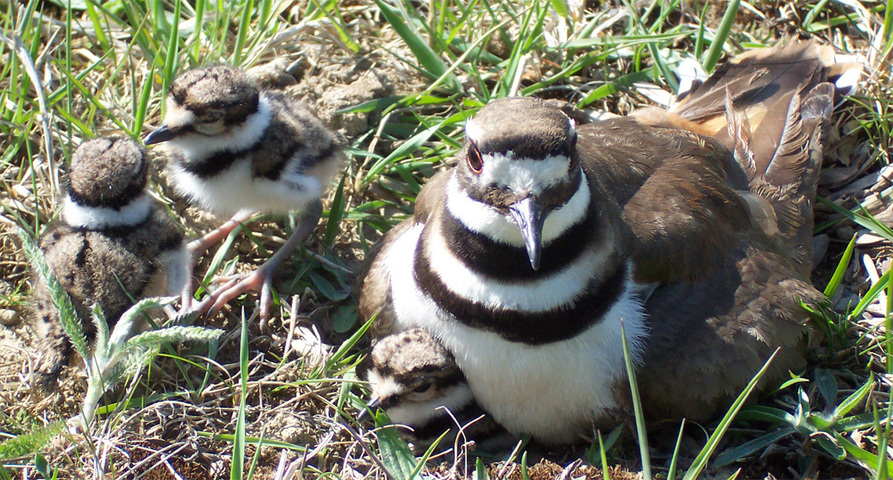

{"left": 192, "top": 200, "right": 322, "bottom": 326}
{"left": 187, "top": 210, "right": 255, "bottom": 259}
{"left": 180, "top": 210, "right": 254, "bottom": 313}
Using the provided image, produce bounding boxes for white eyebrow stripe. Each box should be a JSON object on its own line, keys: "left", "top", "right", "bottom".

{"left": 465, "top": 118, "right": 483, "bottom": 144}
{"left": 477, "top": 153, "right": 573, "bottom": 194}
{"left": 163, "top": 99, "right": 196, "bottom": 129}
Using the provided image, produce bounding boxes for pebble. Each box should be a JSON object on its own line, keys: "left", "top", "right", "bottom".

{"left": 0, "top": 308, "right": 18, "bottom": 326}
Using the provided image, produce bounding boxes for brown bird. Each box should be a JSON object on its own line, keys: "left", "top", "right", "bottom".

{"left": 144, "top": 64, "right": 343, "bottom": 321}
{"left": 31, "top": 136, "right": 187, "bottom": 385}
{"left": 357, "top": 41, "right": 854, "bottom": 444}
{"left": 360, "top": 328, "right": 513, "bottom": 453}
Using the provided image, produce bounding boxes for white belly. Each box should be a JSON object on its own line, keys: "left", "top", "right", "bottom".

{"left": 386, "top": 223, "right": 648, "bottom": 443}
{"left": 170, "top": 159, "right": 322, "bottom": 216}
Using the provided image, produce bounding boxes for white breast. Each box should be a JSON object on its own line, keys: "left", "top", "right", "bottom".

{"left": 385, "top": 222, "right": 648, "bottom": 443}
{"left": 170, "top": 159, "right": 322, "bottom": 216}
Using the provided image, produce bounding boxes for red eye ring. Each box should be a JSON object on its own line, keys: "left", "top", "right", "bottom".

{"left": 467, "top": 143, "right": 483, "bottom": 174}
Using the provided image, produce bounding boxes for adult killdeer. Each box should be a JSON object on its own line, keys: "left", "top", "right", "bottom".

{"left": 360, "top": 328, "right": 511, "bottom": 453}
{"left": 358, "top": 41, "right": 849, "bottom": 443}
{"left": 144, "top": 64, "right": 343, "bottom": 319}
{"left": 31, "top": 137, "right": 187, "bottom": 384}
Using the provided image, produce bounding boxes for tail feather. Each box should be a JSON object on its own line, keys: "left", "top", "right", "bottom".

{"left": 668, "top": 41, "right": 852, "bottom": 267}
{"left": 672, "top": 40, "right": 830, "bottom": 137}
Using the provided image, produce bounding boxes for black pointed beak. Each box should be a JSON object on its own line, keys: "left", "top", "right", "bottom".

{"left": 357, "top": 396, "right": 381, "bottom": 422}
{"left": 144, "top": 124, "right": 177, "bottom": 145}
{"left": 508, "top": 197, "right": 546, "bottom": 271}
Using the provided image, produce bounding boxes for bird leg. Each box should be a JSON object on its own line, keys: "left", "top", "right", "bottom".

{"left": 187, "top": 210, "right": 255, "bottom": 259}
{"left": 179, "top": 210, "right": 254, "bottom": 312}
{"left": 193, "top": 200, "right": 323, "bottom": 325}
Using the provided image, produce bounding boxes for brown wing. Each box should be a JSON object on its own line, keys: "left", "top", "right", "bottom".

{"left": 632, "top": 245, "right": 825, "bottom": 421}
{"left": 579, "top": 118, "right": 753, "bottom": 283}
{"left": 671, "top": 40, "right": 832, "bottom": 138}
{"left": 586, "top": 41, "right": 840, "bottom": 283}
{"left": 617, "top": 42, "right": 842, "bottom": 416}
{"left": 671, "top": 41, "right": 841, "bottom": 258}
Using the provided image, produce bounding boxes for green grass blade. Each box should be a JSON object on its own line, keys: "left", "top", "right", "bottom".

{"left": 521, "top": 450, "right": 531, "bottom": 480}
{"left": 683, "top": 348, "right": 779, "bottom": 480}
{"left": 825, "top": 233, "right": 857, "bottom": 297}
{"left": 232, "top": 0, "right": 254, "bottom": 67}
{"left": 161, "top": 0, "right": 182, "bottom": 94}
{"left": 230, "top": 310, "right": 250, "bottom": 480}
{"left": 597, "top": 430, "right": 611, "bottom": 480}
{"left": 577, "top": 69, "right": 655, "bottom": 107}
{"left": 834, "top": 375, "right": 873, "bottom": 420}
{"left": 620, "top": 320, "right": 651, "bottom": 480}
{"left": 374, "top": 412, "right": 417, "bottom": 480}
{"left": 700, "top": 0, "right": 739, "bottom": 72}
{"left": 888, "top": 267, "right": 893, "bottom": 375}
{"left": 713, "top": 427, "right": 794, "bottom": 467}
{"left": 202, "top": 225, "right": 244, "bottom": 286}
{"left": 819, "top": 197, "right": 893, "bottom": 242}
{"left": 802, "top": 0, "right": 830, "bottom": 30}
{"left": 324, "top": 173, "right": 347, "bottom": 246}
{"left": 246, "top": 428, "right": 265, "bottom": 480}
{"left": 132, "top": 62, "right": 155, "bottom": 135}
{"left": 693, "top": 2, "right": 709, "bottom": 59}
{"left": 326, "top": 315, "right": 373, "bottom": 371}
{"left": 190, "top": 0, "right": 206, "bottom": 61}
{"left": 475, "top": 457, "right": 489, "bottom": 480}
{"left": 374, "top": 0, "right": 461, "bottom": 93}
{"left": 308, "top": 0, "right": 361, "bottom": 53}
{"left": 835, "top": 431, "right": 893, "bottom": 476}
{"left": 849, "top": 269, "right": 892, "bottom": 321}
{"left": 667, "top": 419, "right": 686, "bottom": 480}
{"left": 406, "top": 430, "right": 449, "bottom": 480}
{"left": 550, "top": 0, "right": 568, "bottom": 17}
{"left": 883, "top": 0, "right": 893, "bottom": 50}
{"left": 198, "top": 431, "right": 309, "bottom": 452}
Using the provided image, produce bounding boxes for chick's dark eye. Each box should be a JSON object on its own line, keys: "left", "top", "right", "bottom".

{"left": 412, "top": 383, "right": 434, "bottom": 394}
{"left": 467, "top": 143, "right": 483, "bottom": 174}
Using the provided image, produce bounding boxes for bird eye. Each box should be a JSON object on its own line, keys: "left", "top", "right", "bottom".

{"left": 412, "top": 383, "right": 434, "bottom": 394}
{"left": 466, "top": 143, "right": 483, "bottom": 174}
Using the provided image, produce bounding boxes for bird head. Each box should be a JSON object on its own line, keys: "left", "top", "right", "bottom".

{"left": 68, "top": 136, "right": 148, "bottom": 207}
{"left": 453, "top": 97, "right": 584, "bottom": 270}
{"left": 359, "top": 328, "right": 472, "bottom": 427}
{"left": 144, "top": 64, "right": 261, "bottom": 145}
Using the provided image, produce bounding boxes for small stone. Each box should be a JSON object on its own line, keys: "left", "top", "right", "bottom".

{"left": 0, "top": 308, "right": 18, "bottom": 326}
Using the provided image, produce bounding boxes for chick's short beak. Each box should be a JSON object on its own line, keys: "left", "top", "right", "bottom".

{"left": 143, "top": 124, "right": 178, "bottom": 145}
{"left": 357, "top": 396, "right": 381, "bottom": 422}
{"left": 508, "top": 196, "right": 546, "bottom": 270}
